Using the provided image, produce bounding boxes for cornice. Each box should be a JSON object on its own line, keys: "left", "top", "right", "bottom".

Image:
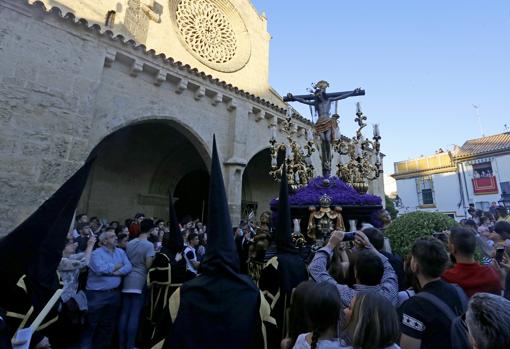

{"left": 19, "top": 0, "right": 312, "bottom": 127}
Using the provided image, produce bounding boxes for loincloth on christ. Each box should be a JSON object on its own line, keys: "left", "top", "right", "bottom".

{"left": 314, "top": 116, "right": 338, "bottom": 139}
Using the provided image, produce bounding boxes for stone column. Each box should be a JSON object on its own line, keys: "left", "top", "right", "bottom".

{"left": 223, "top": 100, "right": 249, "bottom": 225}
{"left": 224, "top": 164, "right": 245, "bottom": 225}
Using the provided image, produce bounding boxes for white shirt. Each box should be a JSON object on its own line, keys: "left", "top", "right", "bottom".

{"left": 184, "top": 246, "right": 198, "bottom": 274}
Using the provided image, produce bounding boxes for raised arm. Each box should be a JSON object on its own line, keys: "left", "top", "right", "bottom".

{"left": 283, "top": 93, "right": 316, "bottom": 105}
{"left": 327, "top": 88, "right": 365, "bottom": 101}
{"left": 308, "top": 231, "right": 356, "bottom": 307}
{"left": 355, "top": 231, "right": 398, "bottom": 305}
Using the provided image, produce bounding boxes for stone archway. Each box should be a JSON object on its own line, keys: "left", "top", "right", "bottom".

{"left": 241, "top": 148, "right": 278, "bottom": 220}
{"left": 174, "top": 170, "right": 209, "bottom": 222}
{"left": 79, "top": 120, "right": 209, "bottom": 223}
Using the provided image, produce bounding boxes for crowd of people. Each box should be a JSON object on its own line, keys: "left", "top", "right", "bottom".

{"left": 38, "top": 200, "right": 510, "bottom": 349}
{"left": 55, "top": 212, "right": 209, "bottom": 348}
{"left": 2, "top": 147, "right": 510, "bottom": 349}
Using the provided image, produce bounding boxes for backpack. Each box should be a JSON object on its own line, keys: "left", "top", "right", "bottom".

{"left": 416, "top": 285, "right": 471, "bottom": 349}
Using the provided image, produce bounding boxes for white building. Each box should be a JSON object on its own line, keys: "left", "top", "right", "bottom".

{"left": 392, "top": 132, "right": 510, "bottom": 219}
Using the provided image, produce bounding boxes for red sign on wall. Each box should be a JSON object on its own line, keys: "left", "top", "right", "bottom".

{"left": 472, "top": 176, "right": 499, "bottom": 195}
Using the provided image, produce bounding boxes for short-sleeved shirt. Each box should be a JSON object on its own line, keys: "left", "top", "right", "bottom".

{"left": 184, "top": 246, "right": 198, "bottom": 275}
{"left": 122, "top": 238, "right": 155, "bottom": 293}
{"left": 398, "top": 279, "right": 464, "bottom": 349}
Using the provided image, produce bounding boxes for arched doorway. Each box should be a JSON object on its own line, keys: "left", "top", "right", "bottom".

{"left": 241, "top": 148, "right": 278, "bottom": 220}
{"left": 174, "top": 170, "right": 209, "bottom": 222}
{"left": 79, "top": 120, "right": 209, "bottom": 224}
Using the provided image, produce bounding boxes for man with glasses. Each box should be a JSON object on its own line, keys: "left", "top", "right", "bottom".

{"left": 78, "top": 230, "right": 132, "bottom": 349}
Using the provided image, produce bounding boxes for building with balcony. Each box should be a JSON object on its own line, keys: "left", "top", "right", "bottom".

{"left": 392, "top": 132, "right": 510, "bottom": 219}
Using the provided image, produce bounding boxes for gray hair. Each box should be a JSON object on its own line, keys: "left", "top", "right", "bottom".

{"left": 466, "top": 293, "right": 510, "bottom": 349}
{"left": 98, "top": 231, "right": 109, "bottom": 243}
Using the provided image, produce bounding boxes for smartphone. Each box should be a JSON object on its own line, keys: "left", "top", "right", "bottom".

{"left": 495, "top": 248, "right": 505, "bottom": 264}
{"left": 343, "top": 232, "right": 356, "bottom": 241}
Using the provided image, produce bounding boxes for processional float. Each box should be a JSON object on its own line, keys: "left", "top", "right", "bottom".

{"left": 267, "top": 81, "right": 385, "bottom": 253}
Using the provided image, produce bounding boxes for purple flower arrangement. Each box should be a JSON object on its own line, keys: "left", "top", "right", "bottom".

{"left": 270, "top": 176, "right": 382, "bottom": 208}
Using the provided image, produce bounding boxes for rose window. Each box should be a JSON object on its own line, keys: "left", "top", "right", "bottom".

{"left": 176, "top": 0, "right": 238, "bottom": 64}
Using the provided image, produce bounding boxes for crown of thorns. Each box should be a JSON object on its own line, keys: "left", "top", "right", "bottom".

{"left": 314, "top": 80, "right": 330, "bottom": 90}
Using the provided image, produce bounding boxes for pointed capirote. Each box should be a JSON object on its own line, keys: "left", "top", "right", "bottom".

{"left": 0, "top": 159, "right": 94, "bottom": 305}
{"left": 275, "top": 164, "right": 295, "bottom": 252}
{"left": 200, "top": 135, "right": 240, "bottom": 274}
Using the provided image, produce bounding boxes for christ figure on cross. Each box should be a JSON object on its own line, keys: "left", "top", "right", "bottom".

{"left": 284, "top": 81, "right": 365, "bottom": 177}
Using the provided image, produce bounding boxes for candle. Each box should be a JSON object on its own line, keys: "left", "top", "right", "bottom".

{"left": 271, "top": 156, "right": 277, "bottom": 167}
{"left": 373, "top": 124, "right": 380, "bottom": 137}
{"left": 355, "top": 143, "right": 362, "bottom": 157}
{"left": 307, "top": 130, "right": 313, "bottom": 142}
{"left": 356, "top": 102, "right": 362, "bottom": 114}
{"left": 271, "top": 126, "right": 276, "bottom": 139}
{"left": 334, "top": 101, "right": 338, "bottom": 115}
{"left": 286, "top": 107, "right": 293, "bottom": 118}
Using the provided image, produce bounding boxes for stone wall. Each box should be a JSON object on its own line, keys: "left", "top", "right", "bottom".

{"left": 0, "top": 1, "right": 313, "bottom": 234}
{"left": 28, "top": 0, "right": 278, "bottom": 105}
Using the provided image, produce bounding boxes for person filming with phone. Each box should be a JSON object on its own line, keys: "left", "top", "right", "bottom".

{"left": 308, "top": 229, "right": 398, "bottom": 307}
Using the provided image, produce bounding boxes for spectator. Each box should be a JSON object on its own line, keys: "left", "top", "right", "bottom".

{"left": 491, "top": 221, "right": 510, "bottom": 246}
{"left": 55, "top": 234, "right": 96, "bottom": 348}
{"left": 129, "top": 213, "right": 145, "bottom": 239}
{"left": 109, "top": 221, "right": 119, "bottom": 231}
{"left": 89, "top": 216, "right": 103, "bottom": 235}
{"left": 74, "top": 222, "right": 92, "bottom": 253}
{"left": 72, "top": 213, "right": 89, "bottom": 238}
{"left": 309, "top": 230, "right": 398, "bottom": 307}
{"left": 117, "top": 232, "right": 129, "bottom": 250}
{"left": 281, "top": 281, "right": 315, "bottom": 349}
{"left": 488, "top": 202, "right": 498, "bottom": 217}
{"left": 466, "top": 293, "right": 510, "bottom": 349}
{"left": 477, "top": 216, "right": 490, "bottom": 235}
{"left": 59, "top": 234, "right": 95, "bottom": 305}
{"left": 442, "top": 227, "right": 502, "bottom": 297}
{"left": 363, "top": 227, "right": 406, "bottom": 291}
{"left": 397, "top": 255, "right": 420, "bottom": 306}
{"left": 292, "top": 282, "right": 346, "bottom": 349}
{"left": 398, "top": 237, "right": 467, "bottom": 349}
{"left": 496, "top": 206, "right": 510, "bottom": 222}
{"left": 118, "top": 218, "right": 155, "bottom": 349}
{"left": 343, "top": 292, "right": 400, "bottom": 349}
{"left": 184, "top": 232, "right": 200, "bottom": 280}
{"left": 78, "top": 230, "right": 132, "bottom": 349}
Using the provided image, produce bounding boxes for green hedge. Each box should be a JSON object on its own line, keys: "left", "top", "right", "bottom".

{"left": 385, "top": 211, "right": 457, "bottom": 257}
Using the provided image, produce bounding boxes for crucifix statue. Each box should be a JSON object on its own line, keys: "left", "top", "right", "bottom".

{"left": 283, "top": 81, "right": 365, "bottom": 177}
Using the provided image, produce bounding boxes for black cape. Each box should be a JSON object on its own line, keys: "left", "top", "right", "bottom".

{"left": 163, "top": 137, "right": 264, "bottom": 349}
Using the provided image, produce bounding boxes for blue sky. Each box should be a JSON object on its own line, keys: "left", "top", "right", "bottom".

{"left": 251, "top": 1, "right": 510, "bottom": 174}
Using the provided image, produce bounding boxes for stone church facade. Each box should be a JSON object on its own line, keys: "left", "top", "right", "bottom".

{"left": 0, "top": 0, "right": 384, "bottom": 234}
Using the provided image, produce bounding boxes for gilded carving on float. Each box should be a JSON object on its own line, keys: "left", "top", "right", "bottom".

{"left": 169, "top": 0, "right": 251, "bottom": 72}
